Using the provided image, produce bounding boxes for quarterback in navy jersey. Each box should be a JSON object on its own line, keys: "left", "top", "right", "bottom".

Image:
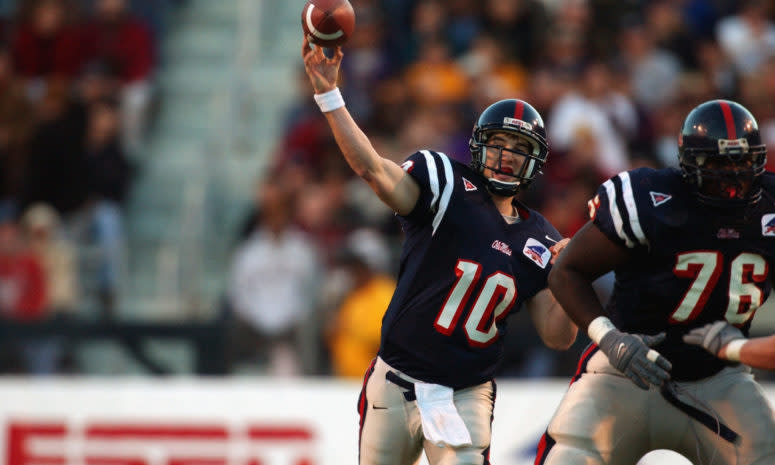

{"left": 302, "top": 38, "right": 576, "bottom": 465}
{"left": 537, "top": 100, "right": 775, "bottom": 465}
{"left": 379, "top": 148, "right": 568, "bottom": 389}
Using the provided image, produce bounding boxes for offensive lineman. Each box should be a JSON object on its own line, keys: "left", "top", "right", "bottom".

{"left": 302, "top": 39, "right": 576, "bottom": 465}
{"left": 537, "top": 99, "right": 775, "bottom": 464}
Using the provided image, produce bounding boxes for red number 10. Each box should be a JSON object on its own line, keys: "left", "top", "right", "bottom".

{"left": 433, "top": 260, "right": 517, "bottom": 347}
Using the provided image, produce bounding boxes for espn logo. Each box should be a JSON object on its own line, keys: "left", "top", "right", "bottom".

{"left": 7, "top": 421, "right": 316, "bottom": 465}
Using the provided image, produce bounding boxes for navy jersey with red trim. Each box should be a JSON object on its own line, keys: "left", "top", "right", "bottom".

{"left": 377, "top": 150, "right": 561, "bottom": 389}
{"left": 591, "top": 167, "right": 775, "bottom": 380}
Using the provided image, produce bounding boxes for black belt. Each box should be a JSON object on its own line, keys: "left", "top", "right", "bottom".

{"left": 386, "top": 371, "right": 417, "bottom": 401}
{"left": 661, "top": 384, "right": 739, "bottom": 444}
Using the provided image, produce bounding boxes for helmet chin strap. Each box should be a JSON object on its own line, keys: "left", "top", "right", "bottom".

{"left": 486, "top": 178, "right": 520, "bottom": 197}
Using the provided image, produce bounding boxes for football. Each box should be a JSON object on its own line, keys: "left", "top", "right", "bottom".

{"left": 301, "top": 0, "right": 355, "bottom": 48}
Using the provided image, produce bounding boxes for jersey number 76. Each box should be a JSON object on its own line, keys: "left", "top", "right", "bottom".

{"left": 433, "top": 260, "right": 517, "bottom": 347}
{"left": 670, "top": 251, "right": 768, "bottom": 325}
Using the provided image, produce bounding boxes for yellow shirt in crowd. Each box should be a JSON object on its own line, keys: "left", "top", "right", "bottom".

{"left": 329, "top": 275, "right": 396, "bottom": 378}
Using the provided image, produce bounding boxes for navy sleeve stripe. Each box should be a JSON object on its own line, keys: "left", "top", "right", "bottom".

{"left": 617, "top": 171, "right": 649, "bottom": 247}
{"left": 433, "top": 152, "right": 454, "bottom": 235}
{"left": 420, "top": 150, "right": 441, "bottom": 212}
{"left": 603, "top": 178, "right": 635, "bottom": 247}
{"left": 420, "top": 150, "right": 455, "bottom": 235}
{"left": 611, "top": 175, "right": 641, "bottom": 248}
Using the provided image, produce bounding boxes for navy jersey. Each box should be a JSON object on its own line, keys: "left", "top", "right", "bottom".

{"left": 592, "top": 167, "right": 775, "bottom": 380}
{"left": 378, "top": 150, "right": 561, "bottom": 389}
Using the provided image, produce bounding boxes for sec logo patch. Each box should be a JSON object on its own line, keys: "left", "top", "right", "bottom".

{"left": 523, "top": 238, "right": 550, "bottom": 269}
{"left": 762, "top": 214, "right": 775, "bottom": 236}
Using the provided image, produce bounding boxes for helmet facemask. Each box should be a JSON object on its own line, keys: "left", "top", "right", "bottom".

{"left": 678, "top": 99, "right": 767, "bottom": 209}
{"left": 468, "top": 99, "right": 549, "bottom": 197}
{"left": 680, "top": 139, "right": 767, "bottom": 207}
{"left": 470, "top": 128, "right": 547, "bottom": 197}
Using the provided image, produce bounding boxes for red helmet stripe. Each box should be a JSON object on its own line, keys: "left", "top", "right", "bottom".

{"left": 513, "top": 100, "right": 524, "bottom": 120}
{"left": 719, "top": 101, "right": 737, "bottom": 139}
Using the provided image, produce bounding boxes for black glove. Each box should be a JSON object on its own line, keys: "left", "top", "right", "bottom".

{"left": 683, "top": 321, "right": 745, "bottom": 357}
{"left": 598, "top": 330, "right": 672, "bottom": 389}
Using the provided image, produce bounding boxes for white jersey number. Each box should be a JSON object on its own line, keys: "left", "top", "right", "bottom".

{"left": 670, "top": 251, "right": 767, "bottom": 324}
{"left": 434, "top": 260, "right": 517, "bottom": 346}
{"left": 726, "top": 253, "right": 769, "bottom": 324}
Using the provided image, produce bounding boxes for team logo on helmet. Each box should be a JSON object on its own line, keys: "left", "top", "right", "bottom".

{"left": 503, "top": 117, "right": 533, "bottom": 131}
{"left": 718, "top": 138, "right": 749, "bottom": 154}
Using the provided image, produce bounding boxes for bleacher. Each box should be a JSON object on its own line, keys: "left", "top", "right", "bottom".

{"left": 125, "top": 0, "right": 301, "bottom": 321}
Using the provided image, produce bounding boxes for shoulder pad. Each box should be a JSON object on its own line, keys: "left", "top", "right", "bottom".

{"left": 592, "top": 167, "right": 685, "bottom": 249}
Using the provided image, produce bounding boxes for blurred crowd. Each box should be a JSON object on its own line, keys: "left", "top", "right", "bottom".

{"left": 0, "top": 0, "right": 185, "bottom": 373}
{"left": 226, "top": 0, "right": 775, "bottom": 379}
{"left": 2, "top": 0, "right": 775, "bottom": 378}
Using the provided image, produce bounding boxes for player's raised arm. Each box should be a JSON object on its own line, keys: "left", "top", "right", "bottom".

{"left": 549, "top": 222, "right": 672, "bottom": 389}
{"left": 301, "top": 37, "right": 419, "bottom": 215}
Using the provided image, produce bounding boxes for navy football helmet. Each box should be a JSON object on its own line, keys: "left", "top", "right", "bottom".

{"left": 678, "top": 99, "right": 767, "bottom": 206}
{"left": 469, "top": 99, "right": 549, "bottom": 196}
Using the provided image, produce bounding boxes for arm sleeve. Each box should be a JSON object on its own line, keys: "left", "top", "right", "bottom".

{"left": 591, "top": 170, "right": 650, "bottom": 251}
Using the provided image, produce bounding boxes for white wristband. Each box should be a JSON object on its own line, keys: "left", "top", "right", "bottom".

{"left": 314, "top": 87, "right": 345, "bottom": 112}
{"left": 588, "top": 316, "right": 616, "bottom": 344}
{"left": 725, "top": 339, "right": 747, "bottom": 362}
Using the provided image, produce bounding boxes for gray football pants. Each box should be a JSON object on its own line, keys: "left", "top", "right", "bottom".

{"left": 358, "top": 357, "right": 496, "bottom": 465}
{"left": 536, "top": 346, "right": 775, "bottom": 465}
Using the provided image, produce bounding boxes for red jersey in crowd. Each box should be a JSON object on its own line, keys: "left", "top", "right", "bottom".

{"left": 0, "top": 251, "right": 47, "bottom": 321}
{"left": 11, "top": 22, "right": 86, "bottom": 78}
{"left": 82, "top": 16, "right": 154, "bottom": 83}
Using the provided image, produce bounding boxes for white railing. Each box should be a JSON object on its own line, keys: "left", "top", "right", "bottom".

{"left": 155, "top": 0, "right": 267, "bottom": 319}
